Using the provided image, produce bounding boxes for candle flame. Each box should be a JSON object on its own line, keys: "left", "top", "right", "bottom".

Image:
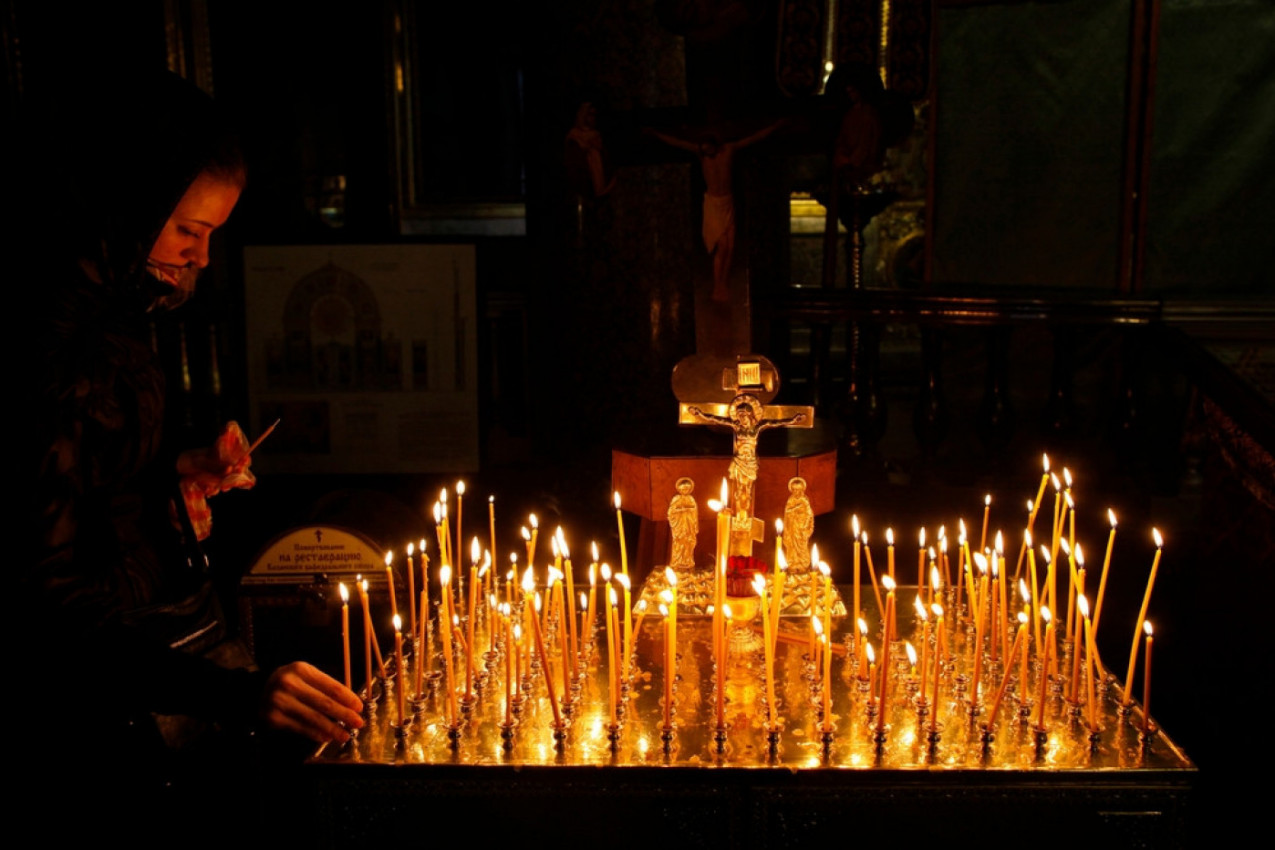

{"left": 529, "top": 513, "right": 538, "bottom": 529}
{"left": 886, "top": 528, "right": 894, "bottom": 546}
{"left": 579, "top": 592, "right": 587, "bottom": 609}
{"left": 440, "top": 565, "right": 452, "bottom": 585}
{"left": 1109, "top": 509, "right": 1118, "bottom": 527}
{"left": 819, "top": 561, "right": 830, "bottom": 578}
{"left": 852, "top": 514, "right": 860, "bottom": 536}
{"left": 1077, "top": 594, "right": 1090, "bottom": 619}
{"left": 930, "top": 565, "right": 941, "bottom": 589}
{"left": 906, "top": 642, "right": 917, "bottom": 667}
{"left": 471, "top": 536, "right": 482, "bottom": 564}
{"left": 1026, "top": 499, "right": 1034, "bottom": 513}
{"left": 607, "top": 585, "right": 618, "bottom": 607}
{"left": 722, "top": 603, "right": 732, "bottom": 621}
{"left": 433, "top": 502, "right": 441, "bottom": 523}
{"left": 659, "top": 589, "right": 673, "bottom": 605}
{"left": 600, "top": 563, "right": 612, "bottom": 582}
{"left": 521, "top": 567, "right": 535, "bottom": 593}
{"left": 1144, "top": 620, "right": 1153, "bottom": 637}
{"left": 812, "top": 615, "right": 824, "bottom": 636}
{"left": 1018, "top": 611, "right": 1029, "bottom": 625}
{"left": 362, "top": 579, "right": 369, "bottom": 593}
{"left": 547, "top": 567, "right": 563, "bottom": 585}
{"left": 1060, "top": 538, "right": 1071, "bottom": 556}
{"left": 1051, "top": 473, "right": 1061, "bottom": 491}
{"left": 457, "top": 481, "right": 467, "bottom": 498}
{"left": 420, "top": 538, "right": 427, "bottom": 553}
{"left": 811, "top": 543, "right": 820, "bottom": 565}
{"left": 1153, "top": 528, "right": 1163, "bottom": 548}
{"left": 858, "top": 618, "right": 868, "bottom": 636}
{"left": 914, "top": 595, "right": 927, "bottom": 619}
{"left": 551, "top": 537, "right": 560, "bottom": 558}
{"left": 720, "top": 478, "right": 729, "bottom": 503}
{"left": 707, "top": 499, "right": 722, "bottom": 513}
{"left": 1063, "top": 467, "right": 1073, "bottom": 488}
{"left": 1075, "top": 543, "right": 1085, "bottom": 567}
{"left": 974, "top": 552, "right": 988, "bottom": 574}
{"left": 407, "top": 542, "right": 414, "bottom": 556}
{"left": 985, "top": 494, "right": 992, "bottom": 507}
{"left": 659, "top": 603, "right": 669, "bottom": 617}
{"left": 1024, "top": 529, "right": 1033, "bottom": 547}
{"left": 665, "top": 567, "right": 678, "bottom": 587}
{"left": 589, "top": 563, "right": 596, "bottom": 585}
{"left": 634, "top": 599, "right": 647, "bottom": 615}
{"left": 1043, "top": 453, "right": 1050, "bottom": 473}
{"left": 441, "top": 488, "right": 449, "bottom": 504}
{"left": 1041, "top": 606, "right": 1052, "bottom": 624}
{"left": 613, "top": 491, "right": 621, "bottom": 510}
{"left": 534, "top": 593, "right": 542, "bottom": 613}
{"left": 919, "top": 527, "right": 926, "bottom": 548}
{"left": 1019, "top": 579, "right": 1030, "bottom": 603}
{"left": 931, "top": 603, "right": 944, "bottom": 619}
{"left": 616, "top": 573, "right": 631, "bottom": 591}
{"left": 1065, "top": 492, "right": 1075, "bottom": 510}
{"left": 778, "top": 548, "right": 788, "bottom": 570}
{"left": 861, "top": 530, "right": 869, "bottom": 545}
{"left": 521, "top": 526, "right": 531, "bottom": 541}
{"left": 752, "top": 573, "right": 766, "bottom": 596}
{"left": 866, "top": 643, "right": 876, "bottom": 664}
{"left": 384, "top": 550, "right": 393, "bottom": 566}
{"left": 557, "top": 528, "right": 569, "bottom": 558}
{"left": 393, "top": 613, "right": 402, "bottom": 632}
{"left": 489, "top": 495, "right": 494, "bottom": 504}
{"left": 513, "top": 623, "right": 522, "bottom": 641}
{"left": 339, "top": 582, "right": 349, "bottom": 603}
{"left": 882, "top": 575, "right": 896, "bottom": 592}
{"left": 995, "top": 530, "right": 1003, "bottom": 554}
{"left": 959, "top": 518, "right": 967, "bottom": 538}
{"left": 1039, "top": 545, "right": 1051, "bottom": 565}
{"left": 775, "top": 518, "right": 783, "bottom": 535}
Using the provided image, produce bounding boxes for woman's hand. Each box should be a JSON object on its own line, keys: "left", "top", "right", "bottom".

{"left": 260, "top": 661, "right": 364, "bottom": 744}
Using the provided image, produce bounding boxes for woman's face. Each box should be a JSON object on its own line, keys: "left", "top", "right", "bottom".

{"left": 147, "top": 171, "right": 241, "bottom": 290}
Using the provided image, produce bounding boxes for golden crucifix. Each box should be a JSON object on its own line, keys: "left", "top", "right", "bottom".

{"left": 679, "top": 361, "right": 813, "bottom": 557}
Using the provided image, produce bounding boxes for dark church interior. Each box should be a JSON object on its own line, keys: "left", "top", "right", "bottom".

{"left": 9, "top": 0, "right": 1272, "bottom": 845}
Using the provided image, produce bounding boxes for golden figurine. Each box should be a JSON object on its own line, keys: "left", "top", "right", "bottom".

{"left": 782, "top": 476, "right": 814, "bottom": 572}
{"left": 667, "top": 477, "right": 699, "bottom": 571}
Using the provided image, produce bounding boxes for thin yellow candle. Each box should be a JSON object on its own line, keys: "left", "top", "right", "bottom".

{"left": 660, "top": 601, "right": 673, "bottom": 728}
{"left": 862, "top": 531, "right": 885, "bottom": 625}
{"left": 852, "top": 515, "right": 862, "bottom": 623}
{"left": 393, "top": 614, "right": 405, "bottom": 725}
{"left": 820, "top": 559, "right": 832, "bottom": 660}
{"left": 929, "top": 555, "right": 939, "bottom": 609}
{"left": 1026, "top": 532, "right": 1041, "bottom": 652}
{"left": 1078, "top": 594, "right": 1097, "bottom": 730}
{"left": 971, "top": 553, "right": 990, "bottom": 704}
{"left": 1092, "top": 509, "right": 1118, "bottom": 639}
{"left": 614, "top": 491, "right": 628, "bottom": 578}
{"left": 821, "top": 628, "right": 832, "bottom": 731}
{"left": 929, "top": 604, "right": 944, "bottom": 734}
{"left": 439, "top": 488, "right": 452, "bottom": 567}
{"left": 917, "top": 527, "right": 927, "bottom": 593}
{"left": 1019, "top": 581, "right": 1031, "bottom": 689}
{"left": 774, "top": 518, "right": 784, "bottom": 579}
{"left": 438, "top": 565, "right": 458, "bottom": 724}
{"left": 384, "top": 550, "right": 398, "bottom": 621}
{"left": 986, "top": 612, "right": 1028, "bottom": 729}
{"left": 1039, "top": 545, "right": 1055, "bottom": 667}
{"left": 1034, "top": 607, "right": 1054, "bottom": 731}
{"left": 1028, "top": 453, "right": 1050, "bottom": 535}
{"left": 989, "top": 551, "right": 1000, "bottom": 663}
{"left": 717, "top": 603, "right": 731, "bottom": 727}
{"left": 980, "top": 495, "right": 991, "bottom": 552}
{"left": 755, "top": 574, "right": 777, "bottom": 727}
{"left": 503, "top": 605, "right": 514, "bottom": 725}
{"left": 523, "top": 570, "right": 562, "bottom": 726}
{"left": 1123, "top": 529, "right": 1164, "bottom": 706}
{"left": 559, "top": 532, "right": 578, "bottom": 677}
{"left": 1142, "top": 620, "right": 1154, "bottom": 736}
{"left": 405, "top": 543, "right": 417, "bottom": 643}
{"left": 886, "top": 527, "right": 895, "bottom": 581}
{"left": 605, "top": 582, "right": 617, "bottom": 723}
{"left": 454, "top": 480, "right": 465, "bottom": 587}
{"left": 770, "top": 548, "right": 788, "bottom": 651}
{"left": 866, "top": 642, "right": 878, "bottom": 711}
{"left": 617, "top": 572, "right": 633, "bottom": 683}
{"left": 529, "top": 513, "right": 539, "bottom": 568}
{"left": 996, "top": 532, "right": 1009, "bottom": 659}
{"left": 1048, "top": 473, "right": 1063, "bottom": 568}
{"left": 488, "top": 494, "right": 497, "bottom": 580}
{"left": 915, "top": 595, "right": 929, "bottom": 706}
{"left": 586, "top": 557, "right": 598, "bottom": 653}
{"left": 466, "top": 538, "right": 481, "bottom": 700}
{"left": 339, "top": 582, "right": 352, "bottom": 691}
{"left": 358, "top": 577, "right": 372, "bottom": 695}
{"left": 417, "top": 539, "right": 430, "bottom": 645}
{"left": 878, "top": 576, "right": 896, "bottom": 735}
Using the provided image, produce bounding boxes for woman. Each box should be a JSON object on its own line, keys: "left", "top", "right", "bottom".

{"left": 18, "top": 70, "right": 360, "bottom": 835}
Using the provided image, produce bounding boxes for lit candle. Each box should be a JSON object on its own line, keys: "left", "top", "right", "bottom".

{"left": 488, "top": 495, "right": 497, "bottom": 585}
{"left": 862, "top": 531, "right": 884, "bottom": 625}
{"left": 717, "top": 603, "right": 731, "bottom": 727}
{"left": 770, "top": 548, "right": 788, "bottom": 650}
{"left": 454, "top": 481, "right": 465, "bottom": 587}
{"left": 466, "top": 537, "right": 481, "bottom": 700}
{"left": 1034, "top": 607, "right": 1054, "bottom": 731}
{"left": 986, "top": 611, "right": 1028, "bottom": 729}
{"left": 929, "top": 604, "right": 944, "bottom": 734}
{"left": 614, "top": 492, "right": 628, "bottom": 578}
{"left": 755, "top": 574, "right": 777, "bottom": 727}
{"left": 1039, "top": 545, "right": 1055, "bottom": 672}
{"left": 406, "top": 543, "right": 417, "bottom": 643}
{"left": 774, "top": 518, "right": 784, "bottom": 579}
{"left": 660, "top": 601, "right": 672, "bottom": 728}
{"left": 1092, "top": 509, "right": 1118, "bottom": 639}
{"left": 1078, "top": 594, "right": 1097, "bottom": 731}
{"left": 917, "top": 527, "right": 927, "bottom": 594}
{"left": 1026, "top": 531, "right": 1040, "bottom": 654}
{"left": 971, "top": 553, "right": 990, "bottom": 705}
{"left": 1142, "top": 620, "right": 1154, "bottom": 737}
{"left": 528, "top": 513, "right": 539, "bottom": 571}
{"left": 1123, "top": 529, "right": 1164, "bottom": 706}
{"left": 857, "top": 618, "right": 869, "bottom": 679}
{"left": 886, "top": 527, "right": 895, "bottom": 581}
{"left": 852, "top": 515, "right": 862, "bottom": 624}
{"left": 339, "top": 582, "right": 351, "bottom": 691}
{"left": 665, "top": 567, "right": 679, "bottom": 726}
{"left": 358, "top": 577, "right": 372, "bottom": 694}
{"left": 586, "top": 555, "right": 598, "bottom": 653}
{"left": 384, "top": 550, "right": 398, "bottom": 621}
{"left": 438, "top": 565, "right": 458, "bottom": 724}
{"left": 524, "top": 568, "right": 561, "bottom": 726}
{"left": 1028, "top": 453, "right": 1050, "bottom": 536}
{"left": 503, "top": 605, "right": 514, "bottom": 725}
{"left": 617, "top": 572, "right": 633, "bottom": 684}
{"left": 417, "top": 538, "right": 430, "bottom": 650}
{"left": 980, "top": 495, "right": 991, "bottom": 552}
{"left": 878, "top": 576, "right": 896, "bottom": 735}
{"left": 393, "top": 613, "right": 405, "bottom": 725}
{"left": 560, "top": 529, "right": 578, "bottom": 678}
{"left": 866, "top": 642, "right": 878, "bottom": 710}
{"left": 915, "top": 596, "right": 929, "bottom": 706}
{"left": 605, "top": 582, "right": 617, "bottom": 724}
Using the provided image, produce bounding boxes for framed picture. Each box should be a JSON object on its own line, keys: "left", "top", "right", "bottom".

{"left": 244, "top": 244, "right": 478, "bottom": 473}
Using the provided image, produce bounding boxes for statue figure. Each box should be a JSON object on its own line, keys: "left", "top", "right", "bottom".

{"left": 782, "top": 477, "right": 814, "bottom": 572}
{"left": 667, "top": 477, "right": 699, "bottom": 570}
{"left": 565, "top": 102, "right": 616, "bottom": 198}
{"left": 685, "top": 394, "right": 807, "bottom": 529}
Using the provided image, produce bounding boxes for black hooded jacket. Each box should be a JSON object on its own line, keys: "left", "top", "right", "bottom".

{"left": 18, "top": 71, "right": 264, "bottom": 776}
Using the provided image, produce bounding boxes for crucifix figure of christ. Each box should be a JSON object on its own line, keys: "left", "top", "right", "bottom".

{"left": 645, "top": 119, "right": 786, "bottom": 303}
{"left": 681, "top": 383, "right": 812, "bottom": 557}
